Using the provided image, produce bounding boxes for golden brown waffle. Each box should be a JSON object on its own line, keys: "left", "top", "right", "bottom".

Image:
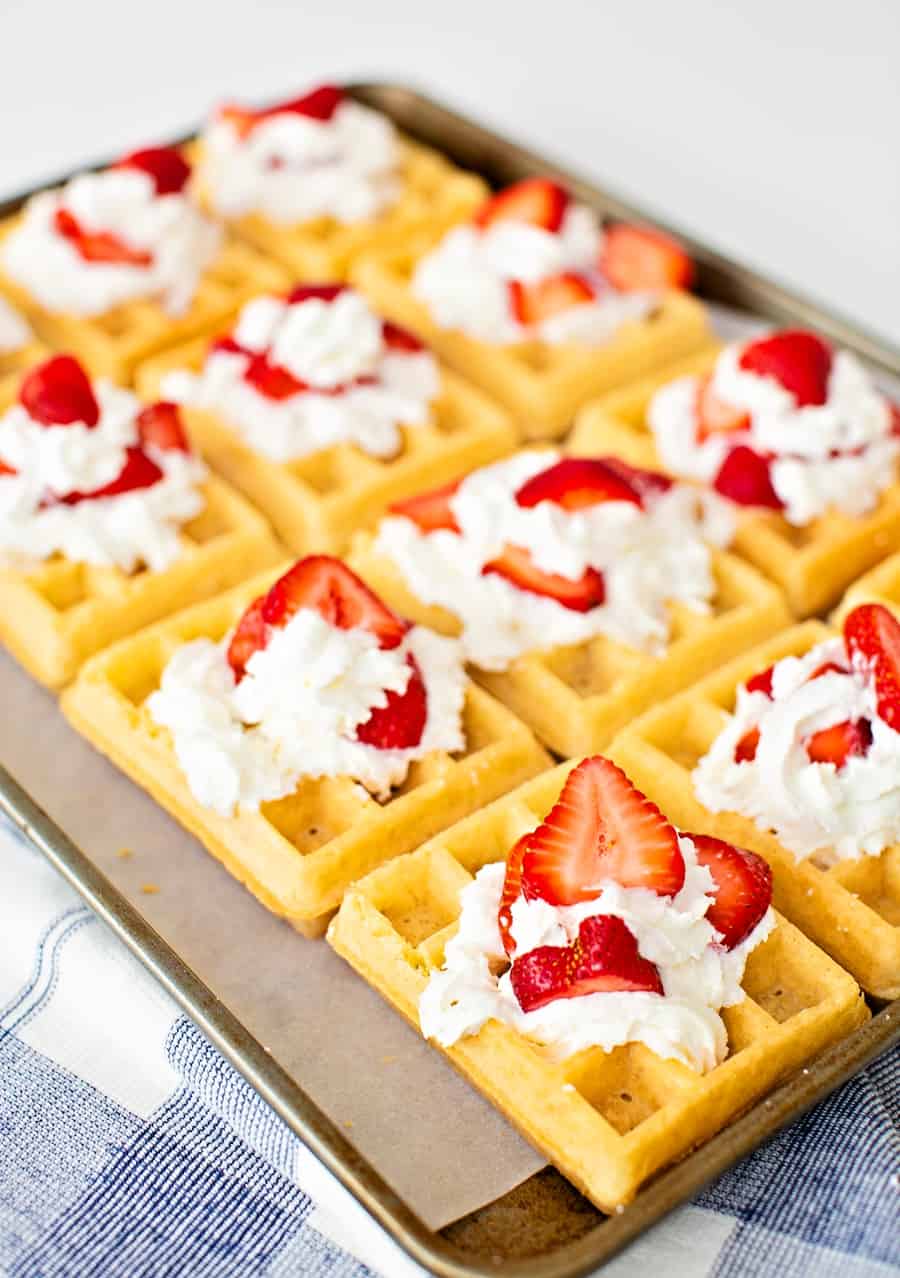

{"left": 348, "top": 530, "right": 789, "bottom": 757}
{"left": 350, "top": 232, "right": 713, "bottom": 439}
{"left": 832, "top": 551, "right": 900, "bottom": 624}
{"left": 136, "top": 340, "right": 517, "bottom": 555}
{"left": 571, "top": 350, "right": 900, "bottom": 617}
{"left": 190, "top": 137, "right": 488, "bottom": 280}
{"left": 61, "top": 566, "right": 551, "bottom": 933}
{"left": 0, "top": 220, "right": 289, "bottom": 382}
{"left": 0, "top": 336, "right": 48, "bottom": 401}
{"left": 328, "top": 760, "right": 867, "bottom": 1211}
{"left": 608, "top": 625, "right": 900, "bottom": 998}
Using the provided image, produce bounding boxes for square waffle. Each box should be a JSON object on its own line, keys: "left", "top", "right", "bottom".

{"left": 608, "top": 625, "right": 900, "bottom": 998}
{"left": 350, "top": 232, "right": 714, "bottom": 439}
{"left": 832, "top": 550, "right": 900, "bottom": 623}
{"left": 61, "top": 566, "right": 551, "bottom": 934}
{"left": 136, "top": 339, "right": 517, "bottom": 555}
{"left": 327, "top": 760, "right": 867, "bottom": 1211}
{"left": 348, "top": 531, "right": 789, "bottom": 758}
{"left": 570, "top": 350, "right": 900, "bottom": 617}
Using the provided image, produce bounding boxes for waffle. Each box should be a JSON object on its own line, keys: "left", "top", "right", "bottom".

{"left": 0, "top": 336, "right": 48, "bottom": 401}
{"left": 189, "top": 137, "right": 488, "bottom": 281}
{"left": 0, "top": 219, "right": 289, "bottom": 382}
{"left": 350, "top": 233, "right": 714, "bottom": 439}
{"left": 570, "top": 351, "right": 900, "bottom": 617}
{"left": 136, "top": 341, "right": 517, "bottom": 555}
{"left": 61, "top": 566, "right": 551, "bottom": 934}
{"left": 608, "top": 625, "right": 900, "bottom": 998}
{"left": 348, "top": 531, "right": 789, "bottom": 757}
{"left": 832, "top": 550, "right": 900, "bottom": 624}
{"left": 327, "top": 760, "right": 867, "bottom": 1211}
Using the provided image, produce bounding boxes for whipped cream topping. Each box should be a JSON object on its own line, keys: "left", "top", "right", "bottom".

{"left": 0, "top": 382, "right": 206, "bottom": 572}
{"left": 375, "top": 451, "right": 733, "bottom": 670}
{"left": 0, "top": 298, "right": 31, "bottom": 353}
{"left": 147, "top": 608, "right": 467, "bottom": 815}
{"left": 200, "top": 100, "right": 399, "bottom": 224}
{"left": 411, "top": 205, "right": 654, "bottom": 345}
{"left": 162, "top": 291, "right": 439, "bottom": 461}
{"left": 694, "top": 635, "right": 900, "bottom": 863}
{"left": 648, "top": 344, "right": 897, "bottom": 526}
{"left": 2, "top": 168, "right": 222, "bottom": 317}
{"left": 419, "top": 834, "right": 774, "bottom": 1071}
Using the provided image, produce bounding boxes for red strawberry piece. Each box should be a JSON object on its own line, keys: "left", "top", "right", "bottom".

{"left": 0, "top": 459, "right": 16, "bottom": 477}
{"left": 136, "top": 402, "right": 190, "bottom": 453}
{"left": 226, "top": 596, "right": 268, "bottom": 681}
{"left": 220, "top": 85, "right": 343, "bottom": 138}
{"left": 286, "top": 283, "right": 346, "bottom": 305}
{"left": 509, "top": 272, "right": 594, "bottom": 325}
{"left": 381, "top": 320, "right": 425, "bottom": 353}
{"left": 690, "top": 834, "right": 772, "bottom": 950}
{"left": 808, "top": 660, "right": 847, "bottom": 681}
{"left": 20, "top": 355, "right": 100, "bottom": 428}
{"left": 745, "top": 666, "right": 774, "bottom": 697}
{"left": 890, "top": 403, "right": 900, "bottom": 436}
{"left": 695, "top": 374, "right": 751, "bottom": 442}
{"left": 713, "top": 445, "right": 784, "bottom": 510}
{"left": 734, "top": 727, "right": 760, "bottom": 763}
{"left": 355, "top": 654, "right": 427, "bottom": 750}
{"left": 116, "top": 146, "right": 191, "bottom": 195}
{"left": 243, "top": 353, "right": 306, "bottom": 401}
{"left": 844, "top": 602, "right": 900, "bottom": 730}
{"left": 208, "top": 334, "right": 249, "bottom": 357}
{"left": 498, "top": 834, "right": 529, "bottom": 957}
{"left": 598, "top": 456, "right": 674, "bottom": 503}
{"left": 804, "top": 719, "right": 872, "bottom": 767}
{"left": 60, "top": 446, "right": 163, "bottom": 505}
{"left": 54, "top": 208, "right": 153, "bottom": 267}
{"left": 738, "top": 330, "right": 833, "bottom": 408}
{"left": 482, "top": 544, "right": 605, "bottom": 613}
{"left": 474, "top": 178, "right": 569, "bottom": 233}
{"left": 262, "top": 556, "right": 408, "bottom": 649}
{"left": 514, "top": 457, "right": 641, "bottom": 511}
{"left": 510, "top": 914, "right": 663, "bottom": 1013}
{"left": 600, "top": 223, "right": 694, "bottom": 292}
{"left": 521, "top": 756, "right": 685, "bottom": 906}
{"left": 389, "top": 478, "right": 462, "bottom": 533}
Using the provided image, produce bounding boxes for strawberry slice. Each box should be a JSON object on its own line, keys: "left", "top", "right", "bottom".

{"left": 804, "top": 719, "right": 872, "bottom": 767}
{"left": 890, "top": 403, "right": 900, "bottom": 436}
{"left": 226, "top": 596, "right": 268, "bottom": 681}
{"left": 286, "top": 283, "right": 346, "bottom": 306}
{"left": 20, "top": 355, "right": 100, "bottom": 428}
{"left": 745, "top": 666, "right": 774, "bottom": 697}
{"left": 263, "top": 556, "right": 408, "bottom": 649}
{"left": 60, "top": 446, "right": 163, "bottom": 505}
{"left": 0, "top": 459, "right": 17, "bottom": 477}
{"left": 389, "top": 478, "right": 462, "bottom": 533}
{"left": 136, "top": 402, "right": 190, "bottom": 453}
{"left": 713, "top": 445, "right": 783, "bottom": 510}
{"left": 508, "top": 273, "right": 594, "bottom": 326}
{"left": 498, "top": 834, "right": 529, "bottom": 957}
{"left": 738, "top": 330, "right": 832, "bottom": 407}
{"left": 382, "top": 320, "right": 425, "bottom": 353}
{"left": 514, "top": 457, "right": 641, "bottom": 511}
{"left": 116, "top": 146, "right": 191, "bottom": 195}
{"left": 243, "top": 352, "right": 306, "bottom": 401}
{"left": 482, "top": 544, "right": 605, "bottom": 613}
{"left": 520, "top": 756, "right": 684, "bottom": 905}
{"left": 734, "top": 727, "right": 760, "bottom": 763}
{"left": 220, "top": 85, "right": 343, "bottom": 138}
{"left": 600, "top": 223, "right": 694, "bottom": 292}
{"left": 54, "top": 208, "right": 153, "bottom": 267}
{"left": 355, "top": 654, "right": 427, "bottom": 750}
{"left": 510, "top": 914, "right": 663, "bottom": 1013}
{"left": 695, "top": 374, "right": 751, "bottom": 442}
{"left": 844, "top": 602, "right": 900, "bottom": 730}
{"left": 599, "top": 456, "right": 674, "bottom": 503}
{"left": 690, "top": 834, "right": 772, "bottom": 949}
{"left": 808, "top": 660, "right": 847, "bottom": 681}
{"left": 208, "top": 334, "right": 248, "bottom": 357}
{"left": 473, "top": 178, "right": 569, "bottom": 233}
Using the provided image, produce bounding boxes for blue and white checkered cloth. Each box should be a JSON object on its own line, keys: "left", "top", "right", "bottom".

{"left": 1, "top": 816, "right": 897, "bottom": 1278}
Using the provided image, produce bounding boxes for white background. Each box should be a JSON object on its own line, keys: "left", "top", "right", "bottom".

{"left": 3, "top": 0, "right": 899, "bottom": 345}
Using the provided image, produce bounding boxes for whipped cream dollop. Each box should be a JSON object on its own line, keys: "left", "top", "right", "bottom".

{"left": 694, "top": 635, "right": 900, "bottom": 863}
{"left": 0, "top": 298, "right": 31, "bottom": 353}
{"left": 419, "top": 834, "right": 774, "bottom": 1071}
{"left": 648, "top": 344, "right": 896, "bottom": 526}
{"left": 200, "top": 100, "right": 399, "bottom": 224}
{"left": 2, "top": 168, "right": 222, "bottom": 317}
{"left": 162, "top": 290, "right": 439, "bottom": 461}
{"left": 148, "top": 608, "right": 467, "bottom": 815}
{"left": 375, "top": 451, "right": 733, "bottom": 670}
{"left": 0, "top": 382, "right": 206, "bottom": 572}
{"left": 411, "top": 205, "right": 654, "bottom": 345}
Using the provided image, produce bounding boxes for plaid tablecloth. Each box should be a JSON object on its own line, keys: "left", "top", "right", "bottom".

{"left": 1, "top": 817, "right": 897, "bottom": 1278}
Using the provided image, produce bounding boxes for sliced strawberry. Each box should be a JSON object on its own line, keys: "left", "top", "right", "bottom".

{"left": 514, "top": 457, "right": 641, "bottom": 511}
{"left": 808, "top": 660, "right": 847, "bottom": 681}
{"left": 482, "top": 544, "right": 605, "bottom": 613}
{"left": 695, "top": 374, "right": 751, "bottom": 442}
{"left": 20, "top": 355, "right": 99, "bottom": 428}
{"left": 136, "top": 402, "right": 190, "bottom": 453}
{"left": 0, "top": 459, "right": 17, "bottom": 477}
{"left": 509, "top": 272, "right": 594, "bottom": 326}
{"left": 60, "top": 446, "right": 163, "bottom": 505}
{"left": 745, "top": 666, "right": 774, "bottom": 697}
{"left": 690, "top": 834, "right": 772, "bottom": 950}
{"left": 389, "top": 478, "right": 462, "bottom": 533}
{"left": 844, "top": 602, "right": 900, "bottom": 730}
{"left": 262, "top": 556, "right": 408, "bottom": 649}
{"left": 890, "top": 403, "right": 900, "bottom": 436}
{"left": 286, "top": 283, "right": 346, "bottom": 306}
{"left": 381, "top": 320, "right": 425, "bottom": 353}
{"left": 355, "top": 654, "right": 427, "bottom": 750}
{"left": 734, "top": 727, "right": 760, "bottom": 763}
{"left": 209, "top": 334, "right": 248, "bottom": 357}
{"left": 116, "top": 146, "right": 191, "bottom": 196}
{"left": 474, "top": 178, "right": 569, "bottom": 233}
{"left": 510, "top": 914, "right": 663, "bottom": 1013}
{"left": 713, "top": 445, "right": 783, "bottom": 510}
{"left": 804, "top": 719, "right": 872, "bottom": 767}
{"left": 600, "top": 223, "right": 694, "bottom": 292}
{"left": 598, "top": 456, "right": 674, "bottom": 503}
{"left": 54, "top": 208, "right": 153, "bottom": 267}
{"left": 521, "top": 756, "right": 684, "bottom": 906}
{"left": 226, "top": 596, "right": 268, "bottom": 681}
{"left": 243, "top": 353, "right": 306, "bottom": 401}
{"left": 739, "top": 330, "right": 832, "bottom": 408}
{"left": 498, "top": 834, "right": 529, "bottom": 957}
{"left": 220, "top": 85, "right": 343, "bottom": 138}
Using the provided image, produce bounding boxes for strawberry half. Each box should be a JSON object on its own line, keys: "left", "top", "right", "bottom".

{"left": 54, "top": 208, "right": 153, "bottom": 267}
{"left": 20, "top": 355, "right": 100, "bottom": 428}
{"left": 220, "top": 85, "right": 343, "bottom": 138}
{"left": 116, "top": 146, "right": 191, "bottom": 195}
{"left": 482, "top": 544, "right": 605, "bottom": 613}
{"left": 745, "top": 666, "right": 774, "bottom": 697}
{"left": 600, "top": 224, "right": 694, "bottom": 292}
{"left": 521, "top": 756, "right": 685, "bottom": 906}
{"left": 514, "top": 457, "right": 642, "bottom": 511}
{"left": 243, "top": 353, "right": 306, "bottom": 401}
{"left": 734, "top": 727, "right": 760, "bottom": 764}
{"left": 136, "top": 402, "right": 190, "bottom": 452}
{"left": 286, "top": 283, "right": 346, "bottom": 306}
{"left": 226, "top": 596, "right": 267, "bottom": 681}
{"left": 713, "top": 445, "right": 783, "bottom": 510}
{"left": 695, "top": 374, "right": 751, "bottom": 442}
{"left": 473, "top": 178, "right": 569, "bottom": 233}
{"left": 498, "top": 834, "right": 529, "bottom": 957}
{"left": 389, "top": 478, "right": 462, "bottom": 533}
{"left": 355, "top": 654, "right": 427, "bottom": 750}
{"left": 690, "top": 834, "right": 772, "bottom": 950}
{"left": 263, "top": 556, "right": 408, "bottom": 648}
{"left": 844, "top": 602, "right": 900, "bottom": 731}
{"left": 738, "top": 330, "right": 833, "bottom": 407}
{"left": 804, "top": 719, "right": 872, "bottom": 767}
{"left": 508, "top": 273, "right": 594, "bottom": 326}
{"left": 510, "top": 914, "right": 663, "bottom": 1013}
{"left": 60, "top": 447, "right": 163, "bottom": 505}
{"left": 599, "top": 456, "right": 674, "bottom": 503}
{"left": 381, "top": 320, "right": 425, "bottom": 353}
